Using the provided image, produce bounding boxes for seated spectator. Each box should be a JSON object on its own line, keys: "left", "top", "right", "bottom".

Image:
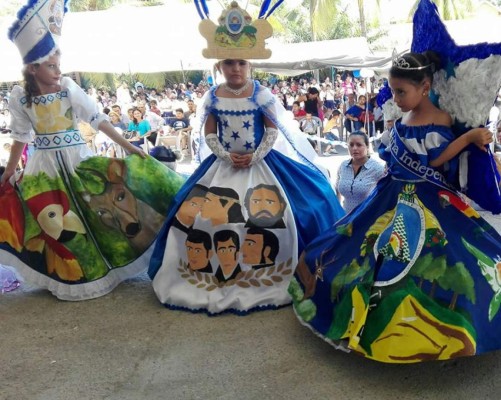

{"left": 292, "top": 101, "right": 306, "bottom": 121}
{"left": 299, "top": 113, "right": 321, "bottom": 135}
{"left": 299, "top": 113, "right": 322, "bottom": 151}
{"left": 167, "top": 108, "right": 191, "bottom": 153}
{"left": 344, "top": 94, "right": 367, "bottom": 133}
{"left": 108, "top": 111, "right": 127, "bottom": 131}
{"left": 111, "top": 104, "right": 130, "bottom": 126}
{"left": 319, "top": 110, "right": 342, "bottom": 156}
{"left": 149, "top": 99, "right": 162, "bottom": 116}
{"left": 127, "top": 108, "right": 151, "bottom": 148}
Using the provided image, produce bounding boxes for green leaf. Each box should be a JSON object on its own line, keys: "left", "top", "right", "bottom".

{"left": 462, "top": 237, "right": 495, "bottom": 268}
{"left": 489, "top": 292, "right": 501, "bottom": 322}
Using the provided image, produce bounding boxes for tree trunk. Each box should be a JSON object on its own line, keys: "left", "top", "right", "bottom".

{"left": 358, "top": 0, "right": 367, "bottom": 38}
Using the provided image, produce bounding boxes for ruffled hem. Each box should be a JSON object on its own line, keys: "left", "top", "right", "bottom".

{"left": 163, "top": 300, "right": 292, "bottom": 317}
{"left": 0, "top": 244, "right": 153, "bottom": 301}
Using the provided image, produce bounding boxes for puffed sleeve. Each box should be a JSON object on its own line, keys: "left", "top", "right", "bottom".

{"left": 62, "top": 77, "right": 108, "bottom": 131}
{"left": 8, "top": 85, "right": 35, "bottom": 144}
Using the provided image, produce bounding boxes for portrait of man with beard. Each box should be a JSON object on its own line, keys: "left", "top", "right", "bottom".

{"left": 244, "top": 184, "right": 286, "bottom": 229}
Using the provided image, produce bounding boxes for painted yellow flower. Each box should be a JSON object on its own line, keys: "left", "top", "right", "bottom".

{"left": 34, "top": 101, "right": 73, "bottom": 133}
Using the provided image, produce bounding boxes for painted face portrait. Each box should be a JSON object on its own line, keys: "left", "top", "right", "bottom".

{"left": 186, "top": 241, "right": 211, "bottom": 270}
{"left": 185, "top": 229, "right": 213, "bottom": 272}
{"left": 242, "top": 233, "right": 264, "bottom": 265}
{"left": 213, "top": 230, "right": 241, "bottom": 279}
{"left": 216, "top": 238, "right": 238, "bottom": 271}
{"left": 245, "top": 185, "right": 286, "bottom": 228}
{"left": 176, "top": 185, "right": 208, "bottom": 227}
{"left": 242, "top": 227, "right": 279, "bottom": 268}
{"left": 200, "top": 187, "right": 244, "bottom": 226}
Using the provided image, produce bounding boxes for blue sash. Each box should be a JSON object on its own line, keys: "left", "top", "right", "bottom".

{"left": 389, "top": 127, "right": 501, "bottom": 214}
{"left": 389, "top": 127, "right": 456, "bottom": 192}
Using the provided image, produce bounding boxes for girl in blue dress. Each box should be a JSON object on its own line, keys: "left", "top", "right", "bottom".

{"left": 291, "top": 50, "right": 501, "bottom": 363}
{"left": 149, "top": 58, "right": 344, "bottom": 315}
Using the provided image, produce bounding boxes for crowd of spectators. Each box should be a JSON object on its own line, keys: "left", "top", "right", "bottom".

{"left": 2, "top": 73, "right": 500, "bottom": 169}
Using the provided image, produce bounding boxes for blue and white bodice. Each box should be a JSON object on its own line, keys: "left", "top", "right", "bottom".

{"left": 208, "top": 93, "right": 266, "bottom": 155}
{"left": 379, "top": 121, "right": 456, "bottom": 182}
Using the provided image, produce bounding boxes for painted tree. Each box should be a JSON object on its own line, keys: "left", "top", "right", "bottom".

{"left": 436, "top": 261, "right": 475, "bottom": 310}
{"left": 410, "top": 253, "right": 447, "bottom": 298}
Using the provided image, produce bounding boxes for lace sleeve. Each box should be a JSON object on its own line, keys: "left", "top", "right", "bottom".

{"left": 205, "top": 133, "right": 233, "bottom": 164}
{"left": 250, "top": 127, "right": 278, "bottom": 165}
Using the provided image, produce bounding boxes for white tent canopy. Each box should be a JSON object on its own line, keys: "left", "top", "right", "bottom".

{"left": 0, "top": 3, "right": 398, "bottom": 83}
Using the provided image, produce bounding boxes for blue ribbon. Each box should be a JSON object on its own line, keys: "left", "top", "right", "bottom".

{"left": 265, "top": 0, "right": 285, "bottom": 19}
{"left": 200, "top": 0, "right": 209, "bottom": 18}
{"left": 194, "top": 0, "right": 205, "bottom": 20}
{"left": 258, "top": 0, "right": 272, "bottom": 19}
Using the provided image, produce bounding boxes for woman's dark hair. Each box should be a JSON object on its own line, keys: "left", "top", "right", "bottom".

{"left": 132, "top": 107, "right": 142, "bottom": 124}
{"left": 308, "top": 87, "right": 319, "bottom": 95}
{"left": 349, "top": 130, "right": 369, "bottom": 146}
{"left": 389, "top": 51, "right": 441, "bottom": 85}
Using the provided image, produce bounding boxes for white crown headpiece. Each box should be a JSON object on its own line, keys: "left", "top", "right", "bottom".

{"left": 8, "top": 0, "right": 68, "bottom": 65}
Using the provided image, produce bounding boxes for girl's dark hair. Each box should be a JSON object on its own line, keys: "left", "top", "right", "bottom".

{"left": 22, "top": 66, "right": 40, "bottom": 108}
{"left": 389, "top": 51, "right": 441, "bottom": 85}
{"left": 349, "top": 130, "right": 369, "bottom": 146}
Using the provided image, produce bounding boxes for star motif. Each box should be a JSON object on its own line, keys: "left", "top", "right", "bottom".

{"left": 444, "top": 58, "right": 456, "bottom": 79}
{"left": 244, "top": 141, "right": 253, "bottom": 150}
{"left": 231, "top": 131, "right": 240, "bottom": 140}
{"left": 242, "top": 120, "right": 252, "bottom": 130}
{"left": 223, "top": 141, "right": 231, "bottom": 151}
{"left": 411, "top": 0, "right": 501, "bottom": 133}
{"left": 222, "top": 120, "right": 229, "bottom": 129}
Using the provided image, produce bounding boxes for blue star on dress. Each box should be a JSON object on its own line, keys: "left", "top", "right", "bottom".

{"left": 242, "top": 120, "right": 252, "bottom": 130}
{"left": 222, "top": 120, "right": 229, "bottom": 129}
{"left": 244, "top": 141, "right": 253, "bottom": 150}
{"left": 223, "top": 141, "right": 231, "bottom": 151}
{"left": 231, "top": 131, "right": 240, "bottom": 140}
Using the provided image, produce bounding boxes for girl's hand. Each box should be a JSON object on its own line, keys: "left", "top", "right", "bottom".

{"left": 0, "top": 166, "right": 16, "bottom": 187}
{"left": 230, "top": 153, "right": 252, "bottom": 168}
{"left": 467, "top": 128, "right": 493, "bottom": 151}
{"left": 126, "top": 145, "right": 147, "bottom": 159}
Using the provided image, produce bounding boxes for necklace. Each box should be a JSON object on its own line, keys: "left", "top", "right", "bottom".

{"left": 222, "top": 80, "right": 251, "bottom": 96}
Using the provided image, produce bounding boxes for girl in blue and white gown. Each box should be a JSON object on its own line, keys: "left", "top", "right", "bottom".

{"left": 291, "top": 51, "right": 501, "bottom": 363}
{"left": 149, "top": 59, "right": 345, "bottom": 315}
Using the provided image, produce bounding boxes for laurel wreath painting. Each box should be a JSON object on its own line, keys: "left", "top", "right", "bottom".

{"left": 178, "top": 258, "right": 294, "bottom": 290}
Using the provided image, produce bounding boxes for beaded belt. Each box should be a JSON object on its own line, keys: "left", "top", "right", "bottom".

{"left": 35, "top": 130, "right": 86, "bottom": 150}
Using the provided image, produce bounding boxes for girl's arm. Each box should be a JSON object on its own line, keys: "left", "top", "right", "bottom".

{"left": 247, "top": 116, "right": 278, "bottom": 166}
{"left": 430, "top": 127, "right": 493, "bottom": 167}
{"left": 0, "top": 140, "right": 25, "bottom": 186}
{"left": 204, "top": 113, "right": 233, "bottom": 165}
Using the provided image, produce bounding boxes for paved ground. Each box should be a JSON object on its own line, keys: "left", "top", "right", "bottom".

{"left": 3, "top": 148, "right": 501, "bottom": 400}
